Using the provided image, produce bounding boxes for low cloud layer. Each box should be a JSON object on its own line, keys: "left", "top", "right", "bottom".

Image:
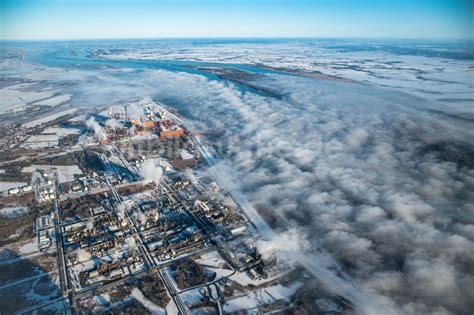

{"left": 147, "top": 70, "right": 474, "bottom": 314}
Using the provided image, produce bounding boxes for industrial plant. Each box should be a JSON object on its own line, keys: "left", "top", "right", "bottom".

{"left": 0, "top": 99, "right": 320, "bottom": 314}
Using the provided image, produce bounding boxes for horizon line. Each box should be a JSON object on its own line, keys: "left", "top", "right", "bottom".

{"left": 1, "top": 35, "right": 473, "bottom": 42}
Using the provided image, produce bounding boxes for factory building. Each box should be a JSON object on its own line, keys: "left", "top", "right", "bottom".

{"left": 160, "top": 129, "right": 185, "bottom": 138}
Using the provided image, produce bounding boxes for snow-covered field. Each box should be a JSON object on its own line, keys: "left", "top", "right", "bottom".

{"left": 194, "top": 251, "right": 228, "bottom": 269}
{"left": 22, "top": 165, "right": 82, "bottom": 183}
{"left": 0, "top": 206, "right": 28, "bottom": 218}
{"left": 223, "top": 282, "right": 303, "bottom": 313}
{"left": 21, "top": 134, "right": 60, "bottom": 148}
{"left": 194, "top": 251, "right": 234, "bottom": 280}
{"left": 19, "top": 238, "right": 38, "bottom": 254}
{"left": 130, "top": 288, "right": 165, "bottom": 315}
{"left": 179, "top": 288, "right": 205, "bottom": 306}
{"left": 22, "top": 108, "right": 78, "bottom": 129}
{"left": 0, "top": 83, "right": 58, "bottom": 114}
{"left": 34, "top": 94, "right": 71, "bottom": 106}
{"left": 22, "top": 126, "right": 83, "bottom": 148}
{"left": 42, "top": 127, "right": 81, "bottom": 136}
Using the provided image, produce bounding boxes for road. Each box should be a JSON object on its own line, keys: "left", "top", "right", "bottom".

{"left": 159, "top": 269, "right": 189, "bottom": 315}
{"left": 53, "top": 173, "right": 70, "bottom": 296}
{"left": 208, "top": 284, "right": 224, "bottom": 315}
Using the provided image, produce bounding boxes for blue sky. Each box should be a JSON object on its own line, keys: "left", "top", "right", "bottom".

{"left": 1, "top": 0, "right": 472, "bottom": 39}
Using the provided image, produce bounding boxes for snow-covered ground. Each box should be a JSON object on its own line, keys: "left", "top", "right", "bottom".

{"left": 19, "top": 238, "right": 38, "bottom": 254}
{"left": 223, "top": 282, "right": 303, "bottom": 313}
{"left": 93, "top": 293, "right": 111, "bottom": 306}
{"left": 22, "top": 165, "right": 82, "bottom": 183}
{"left": 22, "top": 108, "right": 78, "bottom": 129}
{"left": 165, "top": 296, "right": 179, "bottom": 315}
{"left": 130, "top": 288, "right": 166, "bottom": 315}
{"left": 228, "top": 267, "right": 290, "bottom": 287}
{"left": 34, "top": 94, "right": 72, "bottom": 106}
{"left": 194, "top": 251, "right": 227, "bottom": 269}
{"left": 0, "top": 206, "right": 28, "bottom": 218}
{"left": 0, "top": 83, "right": 58, "bottom": 114}
{"left": 21, "top": 134, "right": 59, "bottom": 148}
{"left": 69, "top": 114, "right": 88, "bottom": 122}
{"left": 179, "top": 288, "right": 205, "bottom": 306}
{"left": 42, "top": 126, "right": 82, "bottom": 136}
{"left": 194, "top": 251, "right": 234, "bottom": 280}
{"left": 180, "top": 149, "right": 195, "bottom": 160}
{"left": 22, "top": 127, "right": 82, "bottom": 148}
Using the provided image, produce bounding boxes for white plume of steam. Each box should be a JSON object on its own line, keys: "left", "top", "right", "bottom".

{"left": 126, "top": 237, "right": 137, "bottom": 249}
{"left": 256, "top": 228, "right": 310, "bottom": 261}
{"left": 105, "top": 117, "right": 123, "bottom": 128}
{"left": 135, "top": 211, "right": 148, "bottom": 226}
{"left": 184, "top": 169, "right": 199, "bottom": 185}
{"left": 112, "top": 250, "right": 123, "bottom": 260}
{"left": 86, "top": 220, "right": 94, "bottom": 231}
{"left": 140, "top": 159, "right": 163, "bottom": 184}
{"left": 74, "top": 248, "right": 92, "bottom": 262}
{"left": 86, "top": 116, "right": 105, "bottom": 139}
{"left": 117, "top": 203, "right": 127, "bottom": 218}
{"left": 140, "top": 213, "right": 148, "bottom": 225}
{"left": 125, "top": 237, "right": 137, "bottom": 254}
{"left": 128, "top": 103, "right": 145, "bottom": 122}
